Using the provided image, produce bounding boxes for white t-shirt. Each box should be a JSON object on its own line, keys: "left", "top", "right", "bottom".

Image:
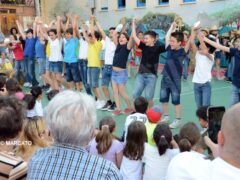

{"left": 192, "top": 51, "right": 214, "bottom": 84}
{"left": 48, "top": 37, "right": 63, "bottom": 62}
{"left": 124, "top": 113, "right": 148, "bottom": 141}
{"left": 210, "top": 158, "right": 240, "bottom": 180}
{"left": 120, "top": 156, "right": 142, "bottom": 180}
{"left": 166, "top": 151, "right": 210, "bottom": 180}
{"left": 34, "top": 100, "right": 43, "bottom": 117}
{"left": 104, "top": 36, "right": 116, "bottom": 65}
{"left": 79, "top": 38, "right": 88, "bottom": 59}
{"left": 143, "top": 143, "right": 179, "bottom": 180}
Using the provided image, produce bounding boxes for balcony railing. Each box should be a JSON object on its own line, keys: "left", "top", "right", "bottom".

{"left": 0, "top": 0, "right": 34, "bottom": 6}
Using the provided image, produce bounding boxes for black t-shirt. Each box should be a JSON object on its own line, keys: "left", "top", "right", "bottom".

{"left": 162, "top": 45, "right": 187, "bottom": 81}
{"left": 230, "top": 48, "right": 240, "bottom": 88}
{"left": 113, "top": 44, "right": 130, "bottom": 69}
{"left": 138, "top": 42, "right": 165, "bottom": 75}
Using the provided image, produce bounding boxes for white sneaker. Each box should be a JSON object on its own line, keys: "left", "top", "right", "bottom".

{"left": 96, "top": 100, "right": 105, "bottom": 110}
{"left": 47, "top": 88, "right": 52, "bottom": 93}
{"left": 28, "top": 83, "right": 32, "bottom": 88}
{"left": 23, "top": 82, "right": 30, "bottom": 87}
{"left": 161, "top": 116, "right": 169, "bottom": 123}
{"left": 169, "top": 119, "right": 182, "bottom": 129}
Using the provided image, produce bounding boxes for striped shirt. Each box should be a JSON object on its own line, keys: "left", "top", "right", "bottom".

{"left": 0, "top": 152, "right": 27, "bottom": 180}
{"left": 27, "top": 144, "right": 122, "bottom": 180}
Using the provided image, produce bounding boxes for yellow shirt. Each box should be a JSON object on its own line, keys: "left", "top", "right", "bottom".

{"left": 145, "top": 121, "right": 157, "bottom": 146}
{"left": 87, "top": 41, "right": 102, "bottom": 67}
{"left": 46, "top": 42, "right": 50, "bottom": 58}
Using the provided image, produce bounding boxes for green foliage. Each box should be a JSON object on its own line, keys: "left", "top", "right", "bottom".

{"left": 212, "top": 5, "right": 240, "bottom": 26}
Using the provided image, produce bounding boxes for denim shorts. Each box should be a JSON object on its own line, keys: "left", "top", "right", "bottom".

{"left": 135, "top": 56, "right": 142, "bottom": 66}
{"left": 102, "top": 65, "right": 112, "bottom": 87}
{"left": 111, "top": 69, "right": 128, "bottom": 85}
{"left": 49, "top": 61, "right": 63, "bottom": 73}
{"left": 160, "top": 76, "right": 181, "bottom": 105}
{"left": 37, "top": 57, "right": 46, "bottom": 75}
{"left": 133, "top": 73, "right": 157, "bottom": 101}
{"left": 88, "top": 67, "right": 100, "bottom": 88}
{"left": 65, "top": 62, "right": 81, "bottom": 82}
{"left": 45, "top": 58, "right": 50, "bottom": 71}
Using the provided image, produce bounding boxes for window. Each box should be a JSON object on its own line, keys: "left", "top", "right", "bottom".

{"left": 101, "top": 0, "right": 108, "bottom": 10}
{"left": 183, "top": 0, "right": 196, "bottom": 3}
{"left": 158, "top": 0, "right": 169, "bottom": 5}
{"left": 118, "top": 0, "right": 126, "bottom": 9}
{"left": 137, "top": 0, "right": 146, "bottom": 7}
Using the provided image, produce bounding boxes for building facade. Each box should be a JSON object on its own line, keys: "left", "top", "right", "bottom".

{"left": 41, "top": 0, "right": 235, "bottom": 29}
{"left": 0, "top": 0, "right": 35, "bottom": 34}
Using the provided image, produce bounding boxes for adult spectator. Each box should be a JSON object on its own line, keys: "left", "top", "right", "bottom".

{"left": 27, "top": 90, "right": 121, "bottom": 179}
{"left": 0, "top": 96, "right": 27, "bottom": 179}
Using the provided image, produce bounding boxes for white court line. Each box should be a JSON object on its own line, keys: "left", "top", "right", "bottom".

{"left": 153, "top": 85, "right": 231, "bottom": 101}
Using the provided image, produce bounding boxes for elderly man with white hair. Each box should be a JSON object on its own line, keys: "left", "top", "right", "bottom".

{"left": 27, "top": 90, "right": 121, "bottom": 179}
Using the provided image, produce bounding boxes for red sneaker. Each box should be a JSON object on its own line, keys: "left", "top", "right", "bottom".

{"left": 112, "top": 110, "right": 123, "bottom": 116}
{"left": 124, "top": 108, "right": 133, "bottom": 114}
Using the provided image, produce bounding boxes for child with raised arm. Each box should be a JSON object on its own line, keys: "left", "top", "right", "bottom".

{"left": 204, "top": 35, "right": 240, "bottom": 106}
{"left": 191, "top": 28, "right": 216, "bottom": 108}
{"left": 160, "top": 22, "right": 190, "bottom": 129}
{"left": 95, "top": 19, "right": 117, "bottom": 111}
{"left": 63, "top": 15, "right": 82, "bottom": 91}
{"left": 82, "top": 16, "right": 105, "bottom": 109}
{"left": 39, "top": 16, "right": 63, "bottom": 90}
{"left": 111, "top": 25, "right": 133, "bottom": 116}
{"left": 16, "top": 19, "right": 38, "bottom": 87}
{"left": 132, "top": 18, "right": 166, "bottom": 108}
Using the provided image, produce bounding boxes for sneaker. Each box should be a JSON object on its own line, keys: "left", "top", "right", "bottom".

{"left": 112, "top": 110, "right": 123, "bottom": 116}
{"left": 169, "top": 119, "right": 182, "bottom": 129}
{"left": 23, "top": 82, "right": 30, "bottom": 87}
{"left": 161, "top": 116, "right": 169, "bottom": 123}
{"left": 108, "top": 102, "right": 116, "bottom": 112}
{"left": 96, "top": 100, "right": 105, "bottom": 110}
{"left": 101, "top": 101, "right": 112, "bottom": 111}
{"left": 28, "top": 83, "right": 32, "bottom": 88}
{"left": 46, "top": 87, "right": 53, "bottom": 93}
{"left": 123, "top": 108, "right": 134, "bottom": 114}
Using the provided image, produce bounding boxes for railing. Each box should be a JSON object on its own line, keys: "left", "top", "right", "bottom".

{"left": 0, "top": 0, "right": 34, "bottom": 6}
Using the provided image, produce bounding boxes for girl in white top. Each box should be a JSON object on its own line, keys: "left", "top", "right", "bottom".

{"left": 190, "top": 28, "right": 216, "bottom": 108}
{"left": 120, "top": 121, "right": 147, "bottom": 180}
{"left": 31, "top": 86, "right": 44, "bottom": 117}
{"left": 143, "top": 123, "right": 179, "bottom": 180}
{"left": 40, "top": 16, "right": 63, "bottom": 90}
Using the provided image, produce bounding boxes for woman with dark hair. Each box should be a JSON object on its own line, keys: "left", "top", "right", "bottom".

{"left": 143, "top": 123, "right": 179, "bottom": 180}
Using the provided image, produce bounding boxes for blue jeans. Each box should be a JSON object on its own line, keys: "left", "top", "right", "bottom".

{"left": 160, "top": 76, "right": 181, "bottom": 105}
{"left": 65, "top": 62, "right": 81, "bottom": 82}
{"left": 14, "top": 60, "right": 25, "bottom": 80}
{"left": 183, "top": 57, "right": 189, "bottom": 80}
{"left": 78, "top": 59, "right": 92, "bottom": 95}
{"left": 133, "top": 73, "right": 157, "bottom": 101}
{"left": 111, "top": 70, "right": 128, "bottom": 85}
{"left": 194, "top": 82, "right": 211, "bottom": 108}
{"left": 24, "top": 56, "right": 38, "bottom": 85}
{"left": 88, "top": 67, "right": 100, "bottom": 88}
{"left": 230, "top": 84, "right": 240, "bottom": 107}
{"left": 49, "top": 61, "right": 63, "bottom": 73}
{"left": 227, "top": 57, "right": 235, "bottom": 80}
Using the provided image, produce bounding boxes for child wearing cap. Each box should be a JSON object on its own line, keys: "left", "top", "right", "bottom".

{"left": 145, "top": 106, "right": 162, "bottom": 146}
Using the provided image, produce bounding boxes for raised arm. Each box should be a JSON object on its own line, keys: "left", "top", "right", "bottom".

{"left": 165, "top": 22, "right": 176, "bottom": 48}
{"left": 127, "top": 34, "right": 133, "bottom": 50}
{"left": 132, "top": 18, "right": 140, "bottom": 46}
{"left": 95, "top": 20, "right": 106, "bottom": 40}
{"left": 190, "top": 28, "right": 198, "bottom": 55}
{"left": 56, "top": 16, "right": 62, "bottom": 39}
{"left": 16, "top": 20, "right": 26, "bottom": 40}
{"left": 198, "top": 33, "right": 214, "bottom": 60}
{"left": 204, "top": 36, "right": 230, "bottom": 53}
{"left": 82, "top": 22, "right": 90, "bottom": 42}
{"left": 89, "top": 15, "right": 96, "bottom": 42}
{"left": 39, "top": 25, "right": 48, "bottom": 40}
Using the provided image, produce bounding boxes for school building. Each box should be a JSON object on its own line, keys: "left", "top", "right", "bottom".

{"left": 40, "top": 0, "right": 234, "bottom": 29}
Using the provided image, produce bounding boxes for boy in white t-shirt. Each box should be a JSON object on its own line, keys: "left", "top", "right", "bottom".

{"left": 124, "top": 97, "right": 148, "bottom": 141}
{"left": 190, "top": 27, "right": 216, "bottom": 108}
